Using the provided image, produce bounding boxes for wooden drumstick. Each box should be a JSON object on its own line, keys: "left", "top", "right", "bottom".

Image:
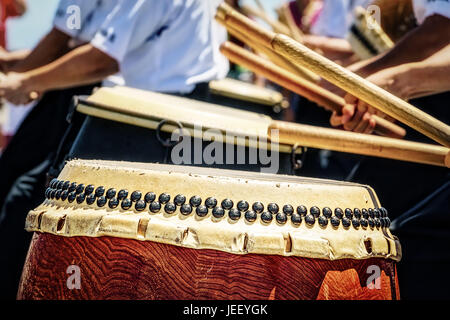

{"left": 216, "top": 3, "right": 450, "bottom": 147}
{"left": 83, "top": 87, "right": 448, "bottom": 167}
{"left": 268, "top": 121, "right": 449, "bottom": 168}
{"left": 220, "top": 41, "right": 406, "bottom": 139}
{"left": 217, "top": 15, "right": 320, "bottom": 83}
{"left": 241, "top": 4, "right": 291, "bottom": 36}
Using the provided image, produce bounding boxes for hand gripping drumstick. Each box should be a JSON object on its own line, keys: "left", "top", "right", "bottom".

{"left": 220, "top": 41, "right": 406, "bottom": 139}
{"left": 216, "top": 3, "right": 450, "bottom": 147}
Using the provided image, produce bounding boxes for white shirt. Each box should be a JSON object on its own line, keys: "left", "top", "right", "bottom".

{"left": 91, "top": 0, "right": 229, "bottom": 94}
{"left": 413, "top": 0, "right": 450, "bottom": 24}
{"left": 53, "top": 0, "right": 123, "bottom": 86}
{"left": 53, "top": 0, "right": 119, "bottom": 43}
{"left": 311, "top": 0, "right": 371, "bottom": 38}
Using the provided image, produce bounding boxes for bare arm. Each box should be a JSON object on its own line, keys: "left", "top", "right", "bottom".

{"left": 0, "top": 44, "right": 119, "bottom": 105}
{"left": 26, "top": 44, "right": 119, "bottom": 91}
{"left": 8, "top": 27, "right": 72, "bottom": 73}
{"left": 353, "top": 14, "right": 450, "bottom": 77}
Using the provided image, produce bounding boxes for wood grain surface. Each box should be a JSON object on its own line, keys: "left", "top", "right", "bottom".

{"left": 18, "top": 233, "right": 399, "bottom": 300}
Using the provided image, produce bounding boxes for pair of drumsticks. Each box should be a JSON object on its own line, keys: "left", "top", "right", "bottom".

{"left": 216, "top": 3, "right": 450, "bottom": 168}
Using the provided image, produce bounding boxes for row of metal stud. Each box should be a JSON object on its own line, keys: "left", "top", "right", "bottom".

{"left": 46, "top": 179, "right": 391, "bottom": 229}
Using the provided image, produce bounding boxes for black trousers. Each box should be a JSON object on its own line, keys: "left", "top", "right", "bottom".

{"left": 0, "top": 85, "right": 96, "bottom": 300}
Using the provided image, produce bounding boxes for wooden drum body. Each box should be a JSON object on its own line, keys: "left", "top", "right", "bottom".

{"left": 19, "top": 160, "right": 401, "bottom": 300}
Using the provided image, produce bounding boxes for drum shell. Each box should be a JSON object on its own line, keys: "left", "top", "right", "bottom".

{"left": 18, "top": 232, "right": 400, "bottom": 300}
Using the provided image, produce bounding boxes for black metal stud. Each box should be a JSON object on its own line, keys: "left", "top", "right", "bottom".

{"left": 49, "top": 179, "right": 57, "bottom": 188}
{"left": 159, "top": 193, "right": 170, "bottom": 204}
{"left": 63, "top": 181, "right": 70, "bottom": 190}
{"left": 374, "top": 218, "right": 381, "bottom": 229}
{"left": 85, "top": 185, "right": 95, "bottom": 195}
{"left": 352, "top": 218, "right": 360, "bottom": 228}
{"left": 283, "top": 205, "right": 294, "bottom": 216}
{"left": 135, "top": 200, "right": 146, "bottom": 211}
{"left": 261, "top": 212, "right": 273, "bottom": 223}
{"left": 164, "top": 202, "right": 176, "bottom": 214}
{"left": 345, "top": 208, "right": 353, "bottom": 219}
{"left": 106, "top": 188, "right": 116, "bottom": 199}
{"left": 368, "top": 208, "right": 375, "bottom": 219}
{"left": 380, "top": 207, "right": 388, "bottom": 218}
{"left": 310, "top": 206, "right": 320, "bottom": 218}
{"left": 131, "top": 191, "right": 142, "bottom": 202}
{"left": 108, "top": 198, "right": 119, "bottom": 209}
{"left": 374, "top": 208, "right": 381, "bottom": 219}
{"left": 267, "top": 203, "right": 279, "bottom": 215}
{"left": 189, "top": 195, "right": 202, "bottom": 207}
{"left": 75, "top": 184, "right": 85, "bottom": 195}
{"left": 291, "top": 213, "right": 302, "bottom": 225}
{"left": 252, "top": 202, "right": 264, "bottom": 214}
{"left": 97, "top": 196, "right": 107, "bottom": 207}
{"left": 95, "top": 186, "right": 105, "bottom": 197}
{"left": 228, "top": 208, "right": 241, "bottom": 221}
{"left": 205, "top": 197, "right": 217, "bottom": 209}
{"left": 323, "top": 207, "right": 332, "bottom": 218}
{"left": 56, "top": 180, "right": 64, "bottom": 190}
{"left": 342, "top": 217, "right": 351, "bottom": 228}
{"left": 353, "top": 208, "right": 361, "bottom": 219}
{"left": 68, "top": 192, "right": 76, "bottom": 203}
{"left": 55, "top": 190, "right": 62, "bottom": 200}
{"left": 360, "top": 218, "right": 368, "bottom": 228}
{"left": 384, "top": 217, "right": 391, "bottom": 228}
{"left": 61, "top": 190, "right": 68, "bottom": 201}
{"left": 117, "top": 189, "right": 128, "bottom": 200}
{"left": 330, "top": 216, "right": 340, "bottom": 227}
{"left": 150, "top": 201, "right": 161, "bottom": 213}
{"left": 45, "top": 188, "right": 51, "bottom": 199}
{"left": 121, "top": 198, "right": 132, "bottom": 210}
{"left": 245, "top": 210, "right": 257, "bottom": 222}
{"left": 334, "top": 208, "right": 344, "bottom": 219}
{"left": 305, "top": 214, "right": 315, "bottom": 225}
{"left": 362, "top": 208, "right": 369, "bottom": 219}
{"left": 196, "top": 205, "right": 208, "bottom": 217}
{"left": 145, "top": 192, "right": 156, "bottom": 203}
{"left": 212, "top": 207, "right": 225, "bottom": 218}
{"left": 237, "top": 200, "right": 249, "bottom": 212}
{"left": 318, "top": 215, "right": 328, "bottom": 227}
{"left": 69, "top": 182, "right": 77, "bottom": 193}
{"left": 180, "top": 204, "right": 193, "bottom": 215}
{"left": 368, "top": 217, "right": 375, "bottom": 228}
{"left": 50, "top": 189, "right": 57, "bottom": 199}
{"left": 221, "top": 199, "right": 234, "bottom": 210}
{"left": 86, "top": 194, "right": 96, "bottom": 205}
{"left": 297, "top": 205, "right": 307, "bottom": 216}
{"left": 276, "top": 212, "right": 287, "bottom": 224}
{"left": 174, "top": 194, "right": 186, "bottom": 206}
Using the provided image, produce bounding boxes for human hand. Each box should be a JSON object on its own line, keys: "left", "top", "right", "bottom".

{"left": 0, "top": 72, "right": 40, "bottom": 105}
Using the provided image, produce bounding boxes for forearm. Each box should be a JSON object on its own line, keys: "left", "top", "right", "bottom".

{"left": 10, "top": 28, "right": 72, "bottom": 73}
{"left": 353, "top": 14, "right": 450, "bottom": 77}
{"left": 303, "top": 35, "right": 353, "bottom": 54}
{"left": 24, "top": 45, "right": 119, "bottom": 93}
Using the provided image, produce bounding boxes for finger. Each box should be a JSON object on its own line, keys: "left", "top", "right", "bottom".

{"left": 341, "top": 103, "right": 356, "bottom": 123}
{"left": 330, "top": 111, "right": 343, "bottom": 127}
{"left": 344, "top": 108, "right": 365, "bottom": 131}
{"left": 363, "top": 114, "right": 376, "bottom": 135}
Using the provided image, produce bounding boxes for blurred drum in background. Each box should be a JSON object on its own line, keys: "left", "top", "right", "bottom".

{"left": 61, "top": 86, "right": 302, "bottom": 176}
{"left": 19, "top": 160, "right": 401, "bottom": 299}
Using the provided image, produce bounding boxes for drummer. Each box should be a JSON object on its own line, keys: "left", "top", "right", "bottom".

{"left": 329, "top": 0, "right": 450, "bottom": 300}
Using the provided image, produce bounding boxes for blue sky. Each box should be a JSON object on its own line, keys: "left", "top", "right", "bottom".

{"left": 6, "top": 0, "right": 284, "bottom": 51}
{"left": 6, "top": 0, "right": 59, "bottom": 51}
